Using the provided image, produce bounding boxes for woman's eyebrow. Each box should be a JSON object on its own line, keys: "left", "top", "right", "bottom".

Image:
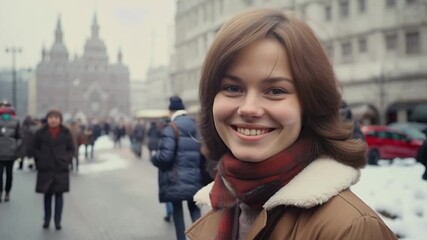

{"left": 223, "top": 73, "right": 241, "bottom": 82}
{"left": 224, "top": 73, "right": 293, "bottom": 84}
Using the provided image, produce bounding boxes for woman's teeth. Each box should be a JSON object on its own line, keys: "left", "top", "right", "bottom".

{"left": 237, "top": 127, "right": 268, "bottom": 136}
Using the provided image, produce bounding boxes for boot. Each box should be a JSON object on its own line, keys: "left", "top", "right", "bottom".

{"left": 4, "top": 192, "right": 10, "bottom": 202}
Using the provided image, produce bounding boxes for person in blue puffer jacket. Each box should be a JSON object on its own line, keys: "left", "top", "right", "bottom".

{"left": 151, "top": 96, "right": 203, "bottom": 240}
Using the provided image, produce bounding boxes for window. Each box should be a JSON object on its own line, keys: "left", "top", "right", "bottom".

{"left": 385, "top": 32, "right": 398, "bottom": 51}
{"left": 358, "top": 37, "right": 367, "bottom": 52}
{"left": 339, "top": 0, "right": 349, "bottom": 18}
{"left": 358, "top": 0, "right": 366, "bottom": 12}
{"left": 341, "top": 41, "right": 352, "bottom": 58}
{"left": 386, "top": 0, "right": 396, "bottom": 7}
{"left": 325, "top": 5, "right": 332, "bottom": 21}
{"left": 406, "top": 31, "right": 420, "bottom": 54}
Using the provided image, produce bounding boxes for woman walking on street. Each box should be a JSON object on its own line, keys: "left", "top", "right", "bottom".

{"left": 34, "top": 109, "right": 74, "bottom": 230}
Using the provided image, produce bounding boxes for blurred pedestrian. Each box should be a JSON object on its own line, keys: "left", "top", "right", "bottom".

{"left": 147, "top": 121, "right": 162, "bottom": 156}
{"left": 67, "top": 119, "right": 83, "bottom": 171}
{"left": 84, "top": 120, "right": 101, "bottom": 159}
{"left": 187, "top": 9, "right": 397, "bottom": 239}
{"left": 131, "top": 119, "right": 145, "bottom": 158}
{"left": 416, "top": 129, "right": 427, "bottom": 180}
{"left": 0, "top": 100, "right": 22, "bottom": 202}
{"left": 17, "top": 115, "right": 33, "bottom": 170}
{"left": 151, "top": 96, "right": 203, "bottom": 240}
{"left": 33, "top": 109, "right": 74, "bottom": 230}
{"left": 113, "top": 120, "right": 126, "bottom": 148}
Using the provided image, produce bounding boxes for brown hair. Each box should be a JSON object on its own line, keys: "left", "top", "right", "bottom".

{"left": 46, "top": 109, "right": 63, "bottom": 122}
{"left": 199, "top": 8, "right": 367, "bottom": 168}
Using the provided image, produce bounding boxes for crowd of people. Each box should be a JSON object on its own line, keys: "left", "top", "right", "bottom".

{"left": 0, "top": 99, "right": 148, "bottom": 230}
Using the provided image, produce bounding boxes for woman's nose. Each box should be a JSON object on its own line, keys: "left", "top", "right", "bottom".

{"left": 237, "top": 93, "right": 264, "bottom": 119}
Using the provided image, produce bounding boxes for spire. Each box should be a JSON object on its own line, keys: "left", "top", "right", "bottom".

{"left": 117, "top": 47, "right": 123, "bottom": 64}
{"left": 91, "top": 12, "right": 99, "bottom": 39}
{"left": 55, "top": 15, "right": 63, "bottom": 43}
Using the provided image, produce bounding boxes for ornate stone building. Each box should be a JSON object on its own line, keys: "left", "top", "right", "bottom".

{"left": 35, "top": 14, "right": 130, "bottom": 120}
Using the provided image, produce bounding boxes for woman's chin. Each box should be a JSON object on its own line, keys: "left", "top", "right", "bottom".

{"left": 231, "top": 151, "right": 268, "bottom": 163}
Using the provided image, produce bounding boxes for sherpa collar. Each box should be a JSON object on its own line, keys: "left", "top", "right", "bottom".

{"left": 194, "top": 157, "right": 360, "bottom": 210}
{"left": 171, "top": 110, "right": 187, "bottom": 121}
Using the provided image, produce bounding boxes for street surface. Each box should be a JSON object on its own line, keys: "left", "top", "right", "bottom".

{"left": 0, "top": 141, "right": 198, "bottom": 240}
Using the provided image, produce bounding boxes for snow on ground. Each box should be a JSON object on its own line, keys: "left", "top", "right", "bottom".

{"left": 77, "top": 135, "right": 132, "bottom": 175}
{"left": 352, "top": 158, "right": 427, "bottom": 240}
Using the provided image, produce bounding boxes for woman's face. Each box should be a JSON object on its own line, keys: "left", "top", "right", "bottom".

{"left": 47, "top": 115, "right": 61, "bottom": 128}
{"left": 213, "top": 38, "right": 302, "bottom": 162}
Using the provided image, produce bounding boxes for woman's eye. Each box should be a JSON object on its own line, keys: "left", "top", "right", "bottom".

{"left": 267, "top": 88, "right": 287, "bottom": 96}
{"left": 224, "top": 85, "right": 242, "bottom": 93}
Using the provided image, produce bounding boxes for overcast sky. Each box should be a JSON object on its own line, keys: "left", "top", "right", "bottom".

{"left": 0, "top": 0, "right": 176, "bottom": 80}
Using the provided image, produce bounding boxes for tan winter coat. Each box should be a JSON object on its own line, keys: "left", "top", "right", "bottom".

{"left": 186, "top": 157, "right": 397, "bottom": 240}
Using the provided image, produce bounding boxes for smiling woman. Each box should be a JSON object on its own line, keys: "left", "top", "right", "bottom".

{"left": 186, "top": 8, "right": 397, "bottom": 240}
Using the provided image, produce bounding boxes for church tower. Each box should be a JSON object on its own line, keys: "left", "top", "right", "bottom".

{"left": 49, "top": 16, "right": 69, "bottom": 62}
{"left": 82, "top": 13, "right": 108, "bottom": 65}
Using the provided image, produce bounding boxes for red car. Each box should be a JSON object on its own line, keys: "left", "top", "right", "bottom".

{"left": 361, "top": 125, "right": 423, "bottom": 165}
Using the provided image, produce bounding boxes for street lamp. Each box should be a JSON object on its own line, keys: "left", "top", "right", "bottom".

{"left": 5, "top": 47, "right": 22, "bottom": 110}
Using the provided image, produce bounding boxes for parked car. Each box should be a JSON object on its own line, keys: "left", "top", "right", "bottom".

{"left": 361, "top": 125, "right": 423, "bottom": 165}
{"left": 388, "top": 122, "right": 427, "bottom": 140}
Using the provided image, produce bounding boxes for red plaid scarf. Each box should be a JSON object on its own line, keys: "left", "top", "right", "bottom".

{"left": 210, "top": 137, "right": 312, "bottom": 240}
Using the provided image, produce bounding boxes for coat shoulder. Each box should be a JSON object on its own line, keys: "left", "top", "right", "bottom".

{"left": 275, "top": 189, "right": 397, "bottom": 240}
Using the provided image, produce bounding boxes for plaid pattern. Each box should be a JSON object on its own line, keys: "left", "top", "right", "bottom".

{"left": 210, "top": 137, "right": 312, "bottom": 240}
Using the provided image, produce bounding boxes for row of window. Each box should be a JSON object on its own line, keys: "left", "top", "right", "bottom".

{"left": 325, "top": 0, "right": 419, "bottom": 21}
{"left": 325, "top": 29, "right": 421, "bottom": 60}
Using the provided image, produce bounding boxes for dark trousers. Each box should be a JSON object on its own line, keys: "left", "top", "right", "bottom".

{"left": 18, "top": 157, "right": 24, "bottom": 169}
{"left": 85, "top": 144, "right": 94, "bottom": 159}
{"left": 70, "top": 154, "right": 79, "bottom": 171}
{"left": 44, "top": 193, "right": 64, "bottom": 226}
{"left": 0, "top": 161, "right": 14, "bottom": 193}
{"left": 172, "top": 200, "right": 201, "bottom": 240}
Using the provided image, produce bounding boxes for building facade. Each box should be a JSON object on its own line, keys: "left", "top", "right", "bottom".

{"left": 0, "top": 67, "right": 33, "bottom": 117}
{"left": 172, "top": 0, "right": 427, "bottom": 124}
{"left": 130, "top": 79, "right": 146, "bottom": 115}
{"left": 35, "top": 15, "right": 130, "bottom": 120}
{"left": 144, "top": 65, "right": 173, "bottom": 110}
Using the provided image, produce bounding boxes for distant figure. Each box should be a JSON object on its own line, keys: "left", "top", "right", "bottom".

{"left": 67, "top": 120, "right": 83, "bottom": 171}
{"left": 416, "top": 130, "right": 427, "bottom": 180}
{"left": 147, "top": 121, "right": 162, "bottom": 156}
{"left": 84, "top": 120, "right": 102, "bottom": 159}
{"left": 151, "top": 96, "right": 203, "bottom": 240}
{"left": 131, "top": 120, "right": 146, "bottom": 158}
{"left": 34, "top": 109, "right": 74, "bottom": 230}
{"left": 18, "top": 115, "right": 34, "bottom": 170}
{"left": 0, "top": 100, "right": 22, "bottom": 202}
{"left": 113, "top": 121, "right": 126, "bottom": 148}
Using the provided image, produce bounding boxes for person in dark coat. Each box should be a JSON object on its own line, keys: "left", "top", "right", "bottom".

{"left": 0, "top": 101, "right": 22, "bottom": 202}
{"left": 416, "top": 129, "right": 427, "bottom": 180}
{"left": 151, "top": 96, "right": 203, "bottom": 240}
{"left": 17, "top": 115, "right": 34, "bottom": 170}
{"left": 147, "top": 121, "right": 162, "bottom": 155}
{"left": 84, "top": 120, "right": 102, "bottom": 159}
{"left": 131, "top": 120, "right": 146, "bottom": 158}
{"left": 33, "top": 109, "right": 75, "bottom": 230}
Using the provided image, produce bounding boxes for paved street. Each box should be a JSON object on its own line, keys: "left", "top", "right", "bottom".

{"left": 0, "top": 140, "right": 198, "bottom": 240}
